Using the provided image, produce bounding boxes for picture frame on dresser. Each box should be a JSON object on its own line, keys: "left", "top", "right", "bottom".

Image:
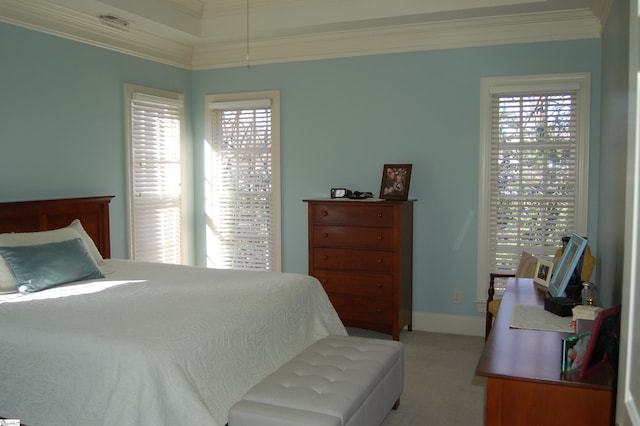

{"left": 534, "top": 258, "right": 554, "bottom": 289}
{"left": 579, "top": 304, "right": 622, "bottom": 379}
{"left": 380, "top": 164, "right": 412, "bottom": 200}
{"left": 547, "top": 233, "right": 587, "bottom": 298}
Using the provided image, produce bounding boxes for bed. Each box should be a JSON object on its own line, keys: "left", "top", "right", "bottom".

{"left": 0, "top": 196, "right": 347, "bottom": 426}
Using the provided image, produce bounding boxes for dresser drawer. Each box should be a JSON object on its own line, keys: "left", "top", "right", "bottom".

{"left": 313, "top": 270, "right": 392, "bottom": 298}
{"left": 313, "top": 226, "right": 393, "bottom": 250}
{"left": 328, "top": 294, "right": 393, "bottom": 326}
{"left": 311, "top": 204, "right": 394, "bottom": 227}
{"left": 313, "top": 248, "right": 393, "bottom": 272}
{"left": 305, "top": 199, "right": 413, "bottom": 341}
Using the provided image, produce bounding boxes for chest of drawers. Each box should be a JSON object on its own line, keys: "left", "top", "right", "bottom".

{"left": 304, "top": 199, "right": 414, "bottom": 340}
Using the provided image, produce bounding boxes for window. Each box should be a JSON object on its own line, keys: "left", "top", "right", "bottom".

{"left": 125, "top": 84, "right": 186, "bottom": 264}
{"left": 205, "top": 91, "right": 281, "bottom": 271}
{"left": 476, "top": 74, "right": 590, "bottom": 307}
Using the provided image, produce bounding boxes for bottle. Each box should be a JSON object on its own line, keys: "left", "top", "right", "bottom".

{"left": 581, "top": 282, "right": 598, "bottom": 306}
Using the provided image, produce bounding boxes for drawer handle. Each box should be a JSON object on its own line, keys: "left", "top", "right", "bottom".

{"left": 377, "top": 234, "right": 383, "bottom": 240}
{"left": 377, "top": 212, "right": 383, "bottom": 218}
{"left": 321, "top": 210, "right": 329, "bottom": 217}
{"left": 323, "top": 279, "right": 329, "bottom": 284}
{"left": 323, "top": 232, "right": 329, "bottom": 238}
{"left": 323, "top": 255, "right": 329, "bottom": 260}
{"left": 376, "top": 308, "right": 383, "bottom": 314}
{"left": 377, "top": 258, "right": 383, "bottom": 264}
{"left": 376, "top": 282, "right": 383, "bottom": 288}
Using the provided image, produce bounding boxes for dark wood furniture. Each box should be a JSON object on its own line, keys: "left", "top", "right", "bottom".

{"left": 476, "top": 278, "right": 615, "bottom": 426}
{"left": 485, "top": 272, "right": 515, "bottom": 339}
{"left": 304, "top": 199, "right": 414, "bottom": 341}
{"left": 0, "top": 195, "right": 114, "bottom": 258}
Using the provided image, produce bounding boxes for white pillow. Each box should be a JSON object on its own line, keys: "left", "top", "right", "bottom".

{"left": 0, "top": 219, "right": 105, "bottom": 293}
{"left": 67, "top": 219, "right": 105, "bottom": 265}
{"left": 0, "top": 257, "right": 17, "bottom": 294}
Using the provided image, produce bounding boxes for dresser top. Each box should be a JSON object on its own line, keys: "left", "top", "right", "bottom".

{"left": 303, "top": 198, "right": 416, "bottom": 204}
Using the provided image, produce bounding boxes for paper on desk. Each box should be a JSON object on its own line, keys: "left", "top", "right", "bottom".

{"left": 510, "top": 304, "right": 574, "bottom": 333}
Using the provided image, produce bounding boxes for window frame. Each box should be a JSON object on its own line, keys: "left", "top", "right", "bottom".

{"left": 476, "top": 73, "right": 590, "bottom": 309}
{"left": 204, "top": 90, "right": 281, "bottom": 272}
{"left": 124, "top": 83, "right": 188, "bottom": 264}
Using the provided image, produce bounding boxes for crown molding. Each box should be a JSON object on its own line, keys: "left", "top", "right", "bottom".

{"left": 165, "top": 0, "right": 204, "bottom": 18}
{"left": 591, "top": 0, "right": 614, "bottom": 34}
{"left": 0, "top": 0, "right": 194, "bottom": 68}
{"left": 193, "top": 10, "right": 601, "bottom": 69}
{"left": 1, "top": 0, "right": 601, "bottom": 70}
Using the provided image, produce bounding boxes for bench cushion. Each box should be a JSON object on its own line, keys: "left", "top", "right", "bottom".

{"left": 229, "top": 335, "right": 403, "bottom": 426}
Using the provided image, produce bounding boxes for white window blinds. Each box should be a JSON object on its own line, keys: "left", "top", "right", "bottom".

{"left": 490, "top": 91, "right": 581, "bottom": 273}
{"left": 206, "top": 93, "right": 281, "bottom": 271}
{"left": 127, "top": 89, "right": 185, "bottom": 264}
{"left": 476, "top": 74, "right": 589, "bottom": 308}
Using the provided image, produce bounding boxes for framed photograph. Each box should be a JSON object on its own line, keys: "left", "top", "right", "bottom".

{"left": 379, "top": 164, "right": 412, "bottom": 200}
{"left": 547, "top": 234, "right": 588, "bottom": 298}
{"left": 561, "top": 332, "right": 591, "bottom": 374}
{"left": 534, "top": 258, "right": 554, "bottom": 289}
{"left": 579, "top": 304, "right": 622, "bottom": 379}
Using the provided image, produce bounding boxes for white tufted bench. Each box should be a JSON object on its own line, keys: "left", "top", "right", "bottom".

{"left": 228, "top": 335, "right": 404, "bottom": 426}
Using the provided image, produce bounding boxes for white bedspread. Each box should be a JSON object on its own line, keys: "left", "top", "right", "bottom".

{"left": 0, "top": 260, "right": 347, "bottom": 426}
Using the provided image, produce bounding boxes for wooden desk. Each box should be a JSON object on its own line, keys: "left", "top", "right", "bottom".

{"left": 475, "top": 278, "right": 615, "bottom": 425}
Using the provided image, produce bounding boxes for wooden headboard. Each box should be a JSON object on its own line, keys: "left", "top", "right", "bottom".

{"left": 0, "top": 196, "right": 114, "bottom": 258}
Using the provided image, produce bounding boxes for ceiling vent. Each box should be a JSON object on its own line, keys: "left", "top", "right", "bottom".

{"left": 98, "top": 14, "right": 130, "bottom": 32}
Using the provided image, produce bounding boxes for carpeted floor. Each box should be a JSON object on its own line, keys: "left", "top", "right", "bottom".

{"left": 346, "top": 328, "right": 487, "bottom": 426}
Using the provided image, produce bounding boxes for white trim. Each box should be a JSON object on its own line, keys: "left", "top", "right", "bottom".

{"left": 2, "top": 0, "right": 601, "bottom": 70}
{"left": 204, "top": 90, "right": 282, "bottom": 272}
{"left": 0, "top": 0, "right": 193, "bottom": 69}
{"left": 617, "top": 0, "right": 640, "bottom": 422}
{"left": 191, "top": 11, "right": 601, "bottom": 70}
{"left": 476, "top": 73, "right": 591, "bottom": 311}
{"left": 208, "top": 99, "right": 272, "bottom": 109}
{"left": 124, "top": 83, "right": 189, "bottom": 263}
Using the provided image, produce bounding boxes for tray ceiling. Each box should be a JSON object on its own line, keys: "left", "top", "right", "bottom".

{"left": 0, "top": 0, "right": 611, "bottom": 69}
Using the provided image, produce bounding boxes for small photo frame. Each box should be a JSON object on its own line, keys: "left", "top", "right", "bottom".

{"left": 380, "top": 164, "right": 412, "bottom": 200}
{"left": 561, "top": 332, "right": 591, "bottom": 373}
{"left": 579, "top": 304, "right": 622, "bottom": 379}
{"left": 534, "top": 258, "right": 554, "bottom": 289}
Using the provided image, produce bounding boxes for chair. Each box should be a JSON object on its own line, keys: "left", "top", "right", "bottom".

{"left": 485, "top": 252, "right": 538, "bottom": 339}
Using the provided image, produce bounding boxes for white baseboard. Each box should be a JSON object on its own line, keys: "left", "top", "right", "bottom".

{"left": 410, "top": 311, "right": 486, "bottom": 337}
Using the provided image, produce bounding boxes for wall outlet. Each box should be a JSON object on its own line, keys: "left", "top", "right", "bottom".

{"left": 452, "top": 290, "right": 462, "bottom": 304}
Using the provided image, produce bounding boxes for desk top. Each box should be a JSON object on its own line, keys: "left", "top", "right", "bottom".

{"left": 475, "top": 278, "right": 614, "bottom": 390}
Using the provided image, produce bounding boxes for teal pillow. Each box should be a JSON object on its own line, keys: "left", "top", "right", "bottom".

{"left": 0, "top": 238, "right": 105, "bottom": 294}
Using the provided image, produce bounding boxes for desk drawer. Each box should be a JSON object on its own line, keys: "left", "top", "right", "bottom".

{"left": 313, "top": 248, "right": 393, "bottom": 272}
{"left": 311, "top": 204, "right": 394, "bottom": 227}
{"left": 313, "top": 226, "right": 393, "bottom": 250}
{"left": 313, "top": 270, "right": 392, "bottom": 298}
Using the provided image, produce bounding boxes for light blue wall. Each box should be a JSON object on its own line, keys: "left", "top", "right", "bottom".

{"left": 598, "top": 0, "right": 629, "bottom": 308}
{"left": 2, "top": 20, "right": 601, "bottom": 317}
{"left": 0, "top": 23, "right": 192, "bottom": 259}
{"left": 193, "top": 41, "right": 602, "bottom": 315}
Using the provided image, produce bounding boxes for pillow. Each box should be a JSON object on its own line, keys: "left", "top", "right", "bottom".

{"left": 67, "top": 219, "right": 104, "bottom": 265}
{"left": 515, "top": 251, "right": 538, "bottom": 278}
{"left": 0, "top": 220, "right": 103, "bottom": 263}
{"left": 0, "top": 238, "right": 105, "bottom": 294}
{"left": 0, "top": 264, "right": 16, "bottom": 294}
{"left": 0, "top": 219, "right": 104, "bottom": 293}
